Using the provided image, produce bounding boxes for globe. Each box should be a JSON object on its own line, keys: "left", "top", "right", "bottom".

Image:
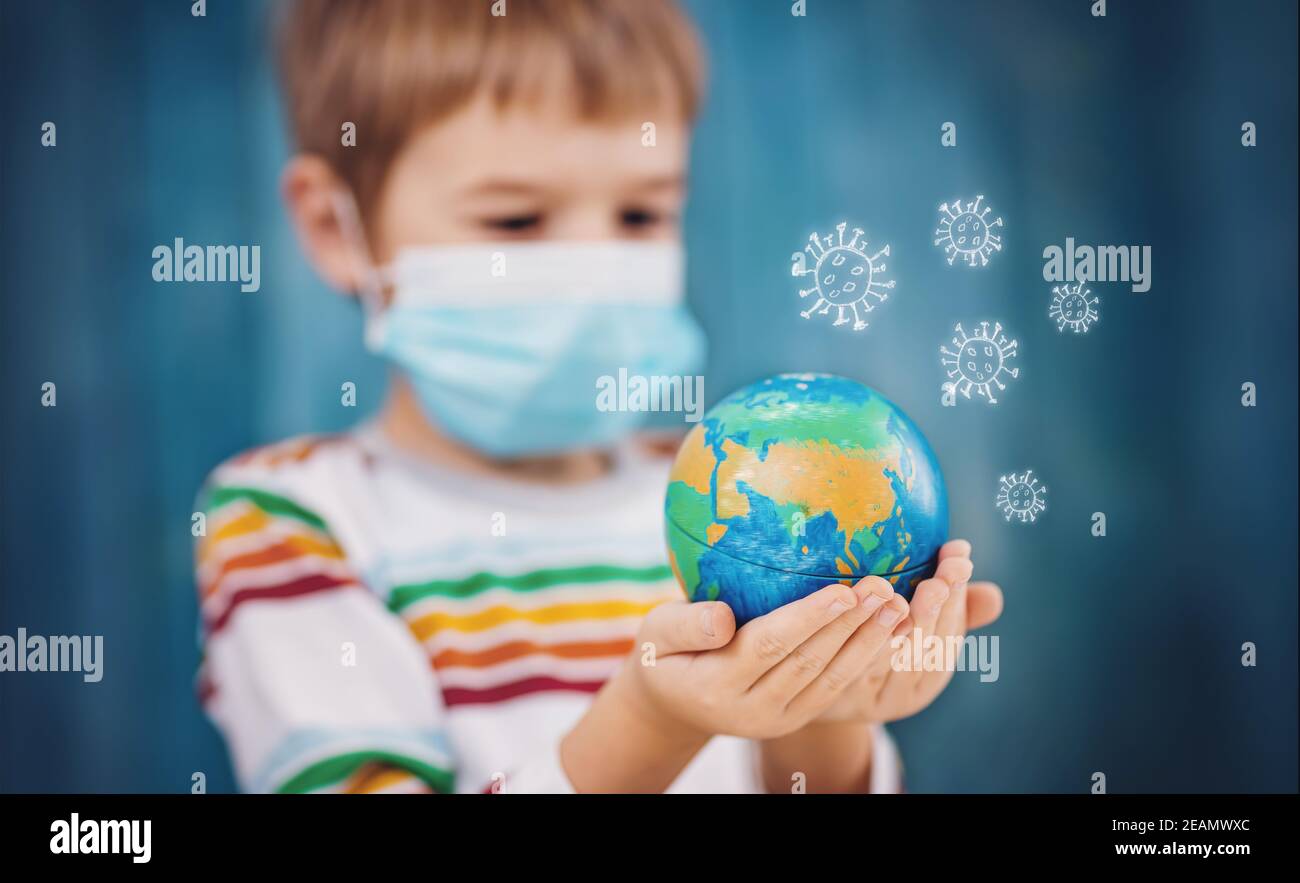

{"left": 664, "top": 373, "right": 948, "bottom": 625}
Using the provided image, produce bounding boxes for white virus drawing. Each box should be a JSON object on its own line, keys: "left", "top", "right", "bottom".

{"left": 934, "top": 194, "right": 1004, "bottom": 267}
{"left": 1049, "top": 283, "right": 1100, "bottom": 333}
{"left": 996, "top": 470, "right": 1048, "bottom": 523}
{"left": 794, "top": 221, "right": 895, "bottom": 331}
{"left": 939, "top": 320, "right": 1019, "bottom": 404}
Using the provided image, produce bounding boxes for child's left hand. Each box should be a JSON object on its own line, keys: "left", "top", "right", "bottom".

{"left": 815, "top": 539, "right": 1003, "bottom": 724}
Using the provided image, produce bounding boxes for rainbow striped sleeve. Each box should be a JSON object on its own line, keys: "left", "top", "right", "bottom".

{"left": 195, "top": 481, "right": 455, "bottom": 794}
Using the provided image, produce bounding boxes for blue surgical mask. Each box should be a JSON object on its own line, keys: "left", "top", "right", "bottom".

{"left": 336, "top": 195, "right": 705, "bottom": 457}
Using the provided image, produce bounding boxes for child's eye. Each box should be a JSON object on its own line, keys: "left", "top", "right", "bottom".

{"left": 620, "top": 208, "right": 663, "bottom": 229}
{"left": 482, "top": 214, "right": 543, "bottom": 233}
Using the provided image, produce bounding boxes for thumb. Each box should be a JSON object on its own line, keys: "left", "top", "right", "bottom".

{"left": 639, "top": 600, "right": 736, "bottom": 656}
{"left": 967, "top": 581, "right": 1004, "bottom": 630}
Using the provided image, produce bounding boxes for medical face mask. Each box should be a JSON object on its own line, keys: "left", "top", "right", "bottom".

{"left": 335, "top": 197, "right": 706, "bottom": 458}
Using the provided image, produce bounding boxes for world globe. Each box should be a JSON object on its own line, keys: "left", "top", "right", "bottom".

{"left": 664, "top": 374, "right": 948, "bottom": 625}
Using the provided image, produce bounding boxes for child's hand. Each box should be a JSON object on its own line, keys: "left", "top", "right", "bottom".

{"left": 561, "top": 542, "right": 998, "bottom": 791}
{"left": 626, "top": 578, "right": 910, "bottom": 740}
{"left": 562, "top": 578, "right": 909, "bottom": 791}
{"left": 815, "top": 539, "right": 1004, "bottom": 724}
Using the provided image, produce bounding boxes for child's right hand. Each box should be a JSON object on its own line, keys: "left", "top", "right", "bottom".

{"left": 626, "top": 579, "right": 908, "bottom": 740}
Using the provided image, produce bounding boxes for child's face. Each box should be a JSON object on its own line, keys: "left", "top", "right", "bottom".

{"left": 370, "top": 94, "right": 691, "bottom": 262}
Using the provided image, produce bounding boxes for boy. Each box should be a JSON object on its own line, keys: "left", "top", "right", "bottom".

{"left": 194, "top": 0, "right": 1003, "bottom": 794}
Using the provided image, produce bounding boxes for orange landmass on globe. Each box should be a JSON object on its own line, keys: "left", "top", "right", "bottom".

{"left": 670, "top": 426, "right": 715, "bottom": 495}
{"left": 714, "top": 437, "right": 900, "bottom": 566}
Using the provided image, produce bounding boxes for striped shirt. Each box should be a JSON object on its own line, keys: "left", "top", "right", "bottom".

{"left": 194, "top": 425, "right": 900, "bottom": 793}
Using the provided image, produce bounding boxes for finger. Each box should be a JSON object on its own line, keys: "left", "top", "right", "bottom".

{"left": 908, "top": 576, "right": 950, "bottom": 642}
{"left": 786, "top": 588, "right": 910, "bottom": 719}
{"left": 934, "top": 568, "right": 970, "bottom": 638}
{"left": 864, "top": 606, "right": 915, "bottom": 677}
{"left": 929, "top": 553, "right": 973, "bottom": 638}
{"left": 938, "top": 539, "right": 972, "bottom": 562}
{"left": 638, "top": 600, "right": 736, "bottom": 657}
{"left": 860, "top": 585, "right": 915, "bottom": 671}
{"left": 877, "top": 557, "right": 972, "bottom": 703}
{"left": 730, "top": 582, "right": 862, "bottom": 685}
{"left": 857, "top": 610, "right": 910, "bottom": 683}
{"left": 904, "top": 554, "right": 971, "bottom": 661}
{"left": 750, "top": 577, "right": 894, "bottom": 702}
{"left": 900, "top": 571, "right": 973, "bottom": 700}
{"left": 934, "top": 554, "right": 974, "bottom": 593}
{"left": 967, "top": 581, "right": 1004, "bottom": 630}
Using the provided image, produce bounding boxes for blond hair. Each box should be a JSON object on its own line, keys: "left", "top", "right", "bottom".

{"left": 277, "top": 0, "right": 705, "bottom": 214}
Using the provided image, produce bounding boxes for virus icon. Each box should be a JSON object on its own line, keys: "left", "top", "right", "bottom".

{"left": 934, "top": 195, "right": 1004, "bottom": 267}
{"left": 794, "top": 221, "right": 895, "bottom": 331}
{"left": 1049, "top": 283, "right": 1100, "bottom": 333}
{"left": 996, "top": 470, "right": 1048, "bottom": 523}
{"left": 939, "top": 320, "right": 1019, "bottom": 404}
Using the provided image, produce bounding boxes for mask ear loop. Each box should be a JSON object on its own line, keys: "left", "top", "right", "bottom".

{"left": 331, "top": 189, "right": 391, "bottom": 350}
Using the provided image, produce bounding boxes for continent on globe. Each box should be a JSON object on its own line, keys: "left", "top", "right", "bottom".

{"left": 664, "top": 373, "right": 948, "bottom": 625}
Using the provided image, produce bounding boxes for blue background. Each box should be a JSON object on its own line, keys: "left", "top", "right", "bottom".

{"left": 1, "top": 0, "right": 1295, "bottom": 793}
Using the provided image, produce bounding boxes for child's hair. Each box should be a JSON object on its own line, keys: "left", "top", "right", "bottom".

{"left": 276, "top": 0, "right": 705, "bottom": 216}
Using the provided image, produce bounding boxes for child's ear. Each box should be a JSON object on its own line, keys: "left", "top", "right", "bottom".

{"left": 280, "top": 155, "right": 370, "bottom": 297}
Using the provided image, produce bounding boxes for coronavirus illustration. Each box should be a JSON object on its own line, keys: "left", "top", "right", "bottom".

{"left": 793, "top": 221, "right": 895, "bottom": 331}
{"left": 1048, "top": 283, "right": 1100, "bottom": 333}
{"left": 934, "top": 195, "right": 1004, "bottom": 267}
{"left": 939, "top": 320, "right": 1019, "bottom": 404}
{"left": 996, "top": 470, "right": 1048, "bottom": 523}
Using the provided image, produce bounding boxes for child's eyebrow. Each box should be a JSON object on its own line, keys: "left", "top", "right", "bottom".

{"left": 630, "top": 174, "right": 686, "bottom": 193}
{"left": 457, "top": 175, "right": 685, "bottom": 201}
{"left": 459, "top": 178, "right": 551, "bottom": 198}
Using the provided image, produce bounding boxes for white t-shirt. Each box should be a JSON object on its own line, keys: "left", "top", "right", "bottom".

{"left": 194, "top": 426, "right": 900, "bottom": 794}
